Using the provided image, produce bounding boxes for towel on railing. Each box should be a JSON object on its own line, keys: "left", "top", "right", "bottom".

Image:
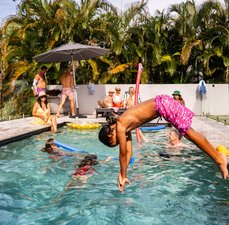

{"left": 198, "top": 80, "right": 207, "bottom": 94}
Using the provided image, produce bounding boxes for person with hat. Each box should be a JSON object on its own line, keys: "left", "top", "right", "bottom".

{"left": 172, "top": 90, "right": 185, "bottom": 105}
{"left": 99, "top": 89, "right": 115, "bottom": 108}
{"left": 32, "top": 91, "right": 57, "bottom": 132}
{"left": 113, "top": 86, "right": 124, "bottom": 108}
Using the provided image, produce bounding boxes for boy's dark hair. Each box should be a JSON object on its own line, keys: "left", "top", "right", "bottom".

{"left": 84, "top": 154, "right": 97, "bottom": 161}
{"left": 41, "top": 66, "right": 48, "bottom": 70}
{"left": 78, "top": 155, "right": 99, "bottom": 167}
{"left": 106, "top": 113, "right": 118, "bottom": 125}
{"left": 98, "top": 125, "right": 112, "bottom": 147}
{"left": 98, "top": 113, "right": 118, "bottom": 147}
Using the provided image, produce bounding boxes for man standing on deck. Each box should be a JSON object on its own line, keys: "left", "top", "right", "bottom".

{"left": 32, "top": 66, "right": 48, "bottom": 96}
{"left": 56, "top": 67, "right": 76, "bottom": 118}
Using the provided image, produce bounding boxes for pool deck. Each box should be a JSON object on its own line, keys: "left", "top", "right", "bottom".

{"left": 0, "top": 115, "right": 106, "bottom": 146}
{"left": 0, "top": 115, "right": 229, "bottom": 147}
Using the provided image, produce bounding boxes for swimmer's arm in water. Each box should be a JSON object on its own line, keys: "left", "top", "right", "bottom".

{"left": 102, "top": 156, "right": 113, "bottom": 163}
{"left": 49, "top": 155, "right": 62, "bottom": 160}
{"left": 165, "top": 142, "right": 193, "bottom": 149}
{"left": 139, "top": 131, "right": 150, "bottom": 142}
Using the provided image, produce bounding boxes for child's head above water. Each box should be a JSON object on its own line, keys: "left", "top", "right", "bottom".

{"left": 41, "top": 138, "right": 56, "bottom": 154}
{"left": 78, "top": 154, "right": 99, "bottom": 167}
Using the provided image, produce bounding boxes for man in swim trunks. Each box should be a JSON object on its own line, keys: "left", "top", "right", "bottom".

{"left": 32, "top": 66, "right": 48, "bottom": 96}
{"left": 98, "top": 94, "right": 228, "bottom": 192}
{"left": 56, "top": 67, "right": 76, "bottom": 118}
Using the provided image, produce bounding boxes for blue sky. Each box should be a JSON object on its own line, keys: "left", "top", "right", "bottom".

{"left": 0, "top": 0, "right": 225, "bottom": 24}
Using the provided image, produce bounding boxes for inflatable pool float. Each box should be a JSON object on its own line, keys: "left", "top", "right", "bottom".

{"left": 67, "top": 123, "right": 101, "bottom": 130}
{"left": 216, "top": 145, "right": 229, "bottom": 157}
{"left": 140, "top": 125, "right": 166, "bottom": 131}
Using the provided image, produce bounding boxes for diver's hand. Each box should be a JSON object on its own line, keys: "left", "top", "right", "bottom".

{"left": 118, "top": 172, "right": 130, "bottom": 192}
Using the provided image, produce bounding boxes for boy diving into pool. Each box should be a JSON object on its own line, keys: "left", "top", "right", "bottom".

{"left": 98, "top": 95, "right": 228, "bottom": 192}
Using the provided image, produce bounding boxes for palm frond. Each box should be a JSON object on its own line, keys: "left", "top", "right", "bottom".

{"left": 87, "top": 59, "right": 100, "bottom": 82}
{"left": 108, "top": 63, "right": 130, "bottom": 75}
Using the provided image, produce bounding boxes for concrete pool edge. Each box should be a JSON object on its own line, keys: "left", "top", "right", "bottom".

{"left": 0, "top": 121, "right": 66, "bottom": 147}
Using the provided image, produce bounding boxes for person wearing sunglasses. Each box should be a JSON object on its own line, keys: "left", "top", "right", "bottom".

{"left": 113, "top": 86, "right": 124, "bottom": 108}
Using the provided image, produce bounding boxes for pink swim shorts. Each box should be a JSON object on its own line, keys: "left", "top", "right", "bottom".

{"left": 61, "top": 88, "right": 74, "bottom": 100}
{"left": 37, "top": 88, "right": 46, "bottom": 96}
{"left": 154, "top": 95, "right": 194, "bottom": 135}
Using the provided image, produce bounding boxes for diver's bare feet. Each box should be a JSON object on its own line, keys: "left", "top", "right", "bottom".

{"left": 217, "top": 153, "right": 228, "bottom": 180}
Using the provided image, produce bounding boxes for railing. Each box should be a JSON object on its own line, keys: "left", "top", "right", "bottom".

{"left": 206, "top": 115, "right": 229, "bottom": 125}
{"left": 0, "top": 113, "right": 31, "bottom": 122}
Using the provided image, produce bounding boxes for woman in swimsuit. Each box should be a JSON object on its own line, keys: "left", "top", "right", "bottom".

{"left": 32, "top": 91, "right": 57, "bottom": 132}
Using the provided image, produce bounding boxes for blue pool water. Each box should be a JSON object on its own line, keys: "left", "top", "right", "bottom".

{"left": 0, "top": 126, "right": 229, "bottom": 225}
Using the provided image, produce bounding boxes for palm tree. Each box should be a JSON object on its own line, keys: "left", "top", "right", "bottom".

{"left": 96, "top": 0, "right": 149, "bottom": 83}
{"left": 196, "top": 0, "right": 229, "bottom": 82}
{"left": 167, "top": 0, "right": 202, "bottom": 83}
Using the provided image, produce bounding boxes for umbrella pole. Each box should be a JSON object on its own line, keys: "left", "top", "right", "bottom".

{"left": 71, "top": 58, "right": 79, "bottom": 116}
{"left": 71, "top": 59, "right": 86, "bottom": 118}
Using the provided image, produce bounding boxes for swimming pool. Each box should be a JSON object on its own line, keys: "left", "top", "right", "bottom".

{"left": 0, "top": 126, "right": 229, "bottom": 225}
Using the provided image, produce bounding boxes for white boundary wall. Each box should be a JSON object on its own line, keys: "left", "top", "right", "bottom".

{"left": 48, "top": 84, "right": 229, "bottom": 116}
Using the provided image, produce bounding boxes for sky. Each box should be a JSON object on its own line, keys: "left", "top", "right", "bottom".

{"left": 0, "top": 0, "right": 225, "bottom": 24}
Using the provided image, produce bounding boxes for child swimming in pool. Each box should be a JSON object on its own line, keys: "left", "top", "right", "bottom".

{"left": 42, "top": 138, "right": 70, "bottom": 159}
{"left": 98, "top": 94, "right": 228, "bottom": 192}
{"left": 66, "top": 155, "right": 112, "bottom": 189}
{"left": 72, "top": 154, "right": 99, "bottom": 177}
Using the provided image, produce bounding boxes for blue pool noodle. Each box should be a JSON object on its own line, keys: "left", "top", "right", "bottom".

{"left": 140, "top": 125, "right": 166, "bottom": 131}
{"left": 54, "top": 140, "right": 88, "bottom": 153}
{"left": 54, "top": 140, "right": 134, "bottom": 163}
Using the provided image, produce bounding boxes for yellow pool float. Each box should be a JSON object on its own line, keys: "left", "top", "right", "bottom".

{"left": 67, "top": 122, "right": 101, "bottom": 130}
{"left": 216, "top": 145, "right": 229, "bottom": 157}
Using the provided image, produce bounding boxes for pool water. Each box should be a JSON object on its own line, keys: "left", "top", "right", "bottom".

{"left": 0, "top": 126, "right": 229, "bottom": 225}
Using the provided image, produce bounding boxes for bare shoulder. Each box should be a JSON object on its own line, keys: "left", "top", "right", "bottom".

{"left": 33, "top": 101, "right": 39, "bottom": 109}
{"left": 34, "top": 73, "right": 40, "bottom": 79}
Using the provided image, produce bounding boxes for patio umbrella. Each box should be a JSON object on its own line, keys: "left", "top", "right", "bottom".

{"left": 33, "top": 43, "right": 110, "bottom": 62}
{"left": 33, "top": 42, "right": 110, "bottom": 115}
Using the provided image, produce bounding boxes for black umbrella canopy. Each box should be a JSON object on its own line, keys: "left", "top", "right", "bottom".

{"left": 33, "top": 43, "right": 110, "bottom": 62}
